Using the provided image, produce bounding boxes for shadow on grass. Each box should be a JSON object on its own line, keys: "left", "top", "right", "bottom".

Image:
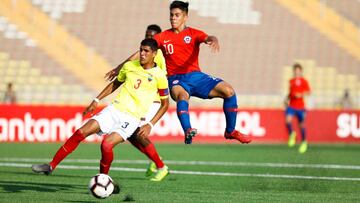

{"left": 0, "top": 169, "right": 91, "bottom": 179}
{"left": 0, "top": 180, "right": 83, "bottom": 193}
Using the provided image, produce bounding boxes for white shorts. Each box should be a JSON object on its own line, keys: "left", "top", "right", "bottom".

{"left": 92, "top": 105, "right": 140, "bottom": 141}
{"left": 139, "top": 102, "right": 161, "bottom": 127}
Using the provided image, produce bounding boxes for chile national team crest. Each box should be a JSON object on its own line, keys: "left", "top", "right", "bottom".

{"left": 184, "top": 36, "right": 192, "bottom": 44}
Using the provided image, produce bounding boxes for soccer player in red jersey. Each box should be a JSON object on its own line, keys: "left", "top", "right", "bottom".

{"left": 153, "top": 1, "right": 251, "bottom": 144}
{"left": 106, "top": 1, "right": 251, "bottom": 144}
{"left": 284, "top": 63, "right": 311, "bottom": 153}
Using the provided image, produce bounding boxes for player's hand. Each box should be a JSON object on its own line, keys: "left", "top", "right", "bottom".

{"left": 138, "top": 124, "right": 152, "bottom": 137}
{"left": 206, "top": 36, "right": 220, "bottom": 53}
{"left": 82, "top": 101, "right": 98, "bottom": 117}
{"left": 284, "top": 101, "right": 289, "bottom": 108}
{"left": 104, "top": 69, "right": 117, "bottom": 81}
{"left": 294, "top": 93, "right": 303, "bottom": 99}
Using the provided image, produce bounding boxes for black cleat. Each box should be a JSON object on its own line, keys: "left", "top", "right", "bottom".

{"left": 184, "top": 128, "right": 197, "bottom": 144}
{"left": 31, "top": 164, "right": 52, "bottom": 175}
{"left": 112, "top": 181, "right": 121, "bottom": 194}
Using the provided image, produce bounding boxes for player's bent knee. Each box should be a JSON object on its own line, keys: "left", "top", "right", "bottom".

{"left": 104, "top": 133, "right": 124, "bottom": 146}
{"left": 171, "top": 86, "right": 189, "bottom": 101}
{"left": 130, "top": 130, "right": 151, "bottom": 146}
{"left": 224, "top": 87, "right": 235, "bottom": 97}
{"left": 79, "top": 119, "right": 100, "bottom": 137}
{"left": 136, "top": 133, "right": 151, "bottom": 146}
{"left": 101, "top": 139, "right": 114, "bottom": 151}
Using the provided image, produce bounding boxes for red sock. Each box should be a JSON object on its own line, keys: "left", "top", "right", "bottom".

{"left": 100, "top": 138, "right": 114, "bottom": 174}
{"left": 143, "top": 143, "right": 164, "bottom": 168}
{"left": 49, "top": 129, "right": 85, "bottom": 170}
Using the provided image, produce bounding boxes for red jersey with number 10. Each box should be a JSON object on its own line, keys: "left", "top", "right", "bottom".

{"left": 288, "top": 77, "right": 311, "bottom": 109}
{"left": 154, "top": 27, "right": 208, "bottom": 76}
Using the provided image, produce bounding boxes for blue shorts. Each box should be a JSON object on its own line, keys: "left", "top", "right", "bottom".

{"left": 168, "top": 71, "right": 223, "bottom": 99}
{"left": 285, "top": 107, "right": 306, "bottom": 122}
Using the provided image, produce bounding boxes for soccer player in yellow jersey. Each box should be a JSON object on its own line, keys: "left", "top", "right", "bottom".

{"left": 31, "top": 39, "right": 170, "bottom": 187}
{"left": 105, "top": 24, "right": 168, "bottom": 178}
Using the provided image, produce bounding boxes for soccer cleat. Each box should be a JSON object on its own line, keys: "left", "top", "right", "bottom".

{"left": 184, "top": 128, "right": 197, "bottom": 144}
{"left": 150, "top": 165, "right": 169, "bottom": 182}
{"left": 288, "top": 132, "right": 296, "bottom": 147}
{"left": 31, "top": 163, "right": 52, "bottom": 175}
{"left": 298, "top": 141, "right": 308, "bottom": 154}
{"left": 112, "top": 181, "right": 120, "bottom": 194}
{"left": 224, "top": 130, "right": 251, "bottom": 144}
{"left": 145, "top": 161, "right": 157, "bottom": 177}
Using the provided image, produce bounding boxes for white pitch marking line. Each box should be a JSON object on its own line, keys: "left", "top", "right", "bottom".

{"left": 1, "top": 162, "right": 360, "bottom": 182}
{"left": 0, "top": 157, "right": 360, "bottom": 170}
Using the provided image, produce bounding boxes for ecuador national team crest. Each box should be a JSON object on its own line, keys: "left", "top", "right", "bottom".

{"left": 184, "top": 36, "right": 192, "bottom": 44}
{"left": 148, "top": 73, "right": 153, "bottom": 82}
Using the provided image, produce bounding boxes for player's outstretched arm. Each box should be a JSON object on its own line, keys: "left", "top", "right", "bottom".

{"left": 83, "top": 79, "right": 123, "bottom": 116}
{"left": 284, "top": 95, "right": 290, "bottom": 107}
{"left": 138, "top": 97, "right": 169, "bottom": 137}
{"left": 104, "top": 51, "right": 140, "bottom": 81}
{"left": 205, "top": 36, "right": 220, "bottom": 53}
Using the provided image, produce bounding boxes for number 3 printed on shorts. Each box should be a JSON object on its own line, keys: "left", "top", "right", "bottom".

{"left": 122, "top": 122, "right": 129, "bottom": 129}
{"left": 134, "top": 79, "right": 142, "bottom": 89}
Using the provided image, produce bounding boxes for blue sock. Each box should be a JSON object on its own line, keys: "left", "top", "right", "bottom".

{"left": 286, "top": 123, "right": 292, "bottom": 135}
{"left": 301, "top": 127, "right": 306, "bottom": 141}
{"left": 223, "top": 95, "right": 238, "bottom": 133}
{"left": 177, "top": 100, "right": 191, "bottom": 132}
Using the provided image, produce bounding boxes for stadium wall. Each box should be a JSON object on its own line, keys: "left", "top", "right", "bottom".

{"left": 0, "top": 105, "right": 359, "bottom": 143}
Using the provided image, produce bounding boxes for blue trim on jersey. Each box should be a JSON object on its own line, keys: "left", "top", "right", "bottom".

{"left": 285, "top": 107, "right": 306, "bottom": 122}
{"left": 168, "top": 71, "right": 223, "bottom": 99}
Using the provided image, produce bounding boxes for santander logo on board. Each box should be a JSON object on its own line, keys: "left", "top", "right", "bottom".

{"left": 0, "top": 110, "right": 266, "bottom": 142}
{"left": 336, "top": 113, "right": 360, "bottom": 138}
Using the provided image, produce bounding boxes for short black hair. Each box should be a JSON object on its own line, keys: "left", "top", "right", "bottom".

{"left": 147, "top": 24, "right": 162, "bottom": 34}
{"left": 170, "top": 1, "right": 189, "bottom": 14}
{"left": 141, "top": 38, "right": 158, "bottom": 52}
{"left": 293, "top": 63, "right": 303, "bottom": 70}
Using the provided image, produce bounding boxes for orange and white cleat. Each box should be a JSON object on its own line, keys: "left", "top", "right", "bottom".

{"left": 224, "top": 130, "right": 252, "bottom": 144}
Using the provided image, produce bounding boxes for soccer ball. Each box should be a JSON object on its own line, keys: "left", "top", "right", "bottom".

{"left": 88, "top": 174, "right": 115, "bottom": 199}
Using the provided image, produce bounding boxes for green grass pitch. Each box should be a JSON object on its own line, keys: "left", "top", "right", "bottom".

{"left": 0, "top": 143, "right": 359, "bottom": 202}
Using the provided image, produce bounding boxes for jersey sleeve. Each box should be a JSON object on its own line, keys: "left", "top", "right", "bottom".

{"left": 195, "top": 29, "right": 208, "bottom": 44}
{"left": 156, "top": 71, "right": 169, "bottom": 99}
{"left": 154, "top": 33, "right": 163, "bottom": 48}
{"left": 304, "top": 79, "right": 311, "bottom": 92}
{"left": 117, "top": 63, "right": 128, "bottom": 82}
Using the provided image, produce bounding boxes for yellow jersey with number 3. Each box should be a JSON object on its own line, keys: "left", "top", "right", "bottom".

{"left": 112, "top": 60, "right": 169, "bottom": 119}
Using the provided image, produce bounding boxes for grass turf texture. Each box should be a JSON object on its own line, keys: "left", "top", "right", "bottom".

{"left": 0, "top": 143, "right": 359, "bottom": 202}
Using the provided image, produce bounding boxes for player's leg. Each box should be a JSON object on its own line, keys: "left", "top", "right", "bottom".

{"left": 128, "top": 128, "right": 146, "bottom": 153}
{"left": 31, "top": 119, "right": 100, "bottom": 174}
{"left": 286, "top": 107, "right": 296, "bottom": 147}
{"left": 127, "top": 102, "right": 165, "bottom": 176}
{"left": 297, "top": 110, "right": 308, "bottom": 153}
{"left": 100, "top": 132, "right": 125, "bottom": 174}
{"left": 170, "top": 81, "right": 197, "bottom": 144}
{"left": 208, "top": 81, "right": 251, "bottom": 143}
{"left": 99, "top": 132, "right": 124, "bottom": 194}
{"left": 130, "top": 132, "right": 165, "bottom": 176}
{"left": 131, "top": 133, "right": 168, "bottom": 181}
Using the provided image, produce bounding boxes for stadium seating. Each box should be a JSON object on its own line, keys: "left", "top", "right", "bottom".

{"left": 0, "top": 51, "right": 94, "bottom": 105}
{"left": 324, "top": 0, "right": 360, "bottom": 26}
{"left": 0, "top": 0, "right": 359, "bottom": 108}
